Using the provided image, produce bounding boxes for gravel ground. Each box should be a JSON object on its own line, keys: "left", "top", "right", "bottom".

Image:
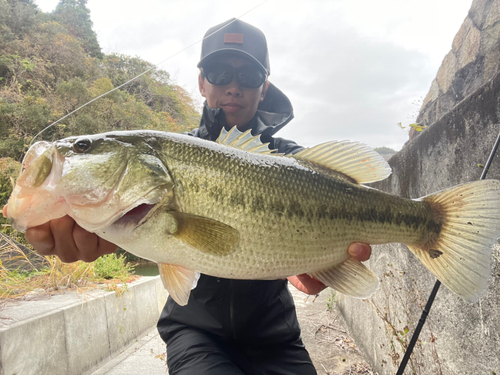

{"left": 291, "top": 287, "right": 376, "bottom": 375}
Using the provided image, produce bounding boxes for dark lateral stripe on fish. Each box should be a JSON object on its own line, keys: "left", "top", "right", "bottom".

{"left": 208, "top": 187, "right": 441, "bottom": 235}
{"left": 184, "top": 163, "right": 442, "bottom": 235}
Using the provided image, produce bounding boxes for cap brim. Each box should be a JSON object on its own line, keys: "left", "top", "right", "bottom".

{"left": 197, "top": 49, "right": 269, "bottom": 75}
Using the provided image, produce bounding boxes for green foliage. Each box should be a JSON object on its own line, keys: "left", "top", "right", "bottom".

{"left": 326, "top": 289, "right": 338, "bottom": 311}
{"left": 1, "top": 0, "right": 44, "bottom": 40}
{"left": 94, "top": 253, "right": 135, "bottom": 280}
{"left": 0, "top": 0, "right": 201, "bottom": 251}
{"left": 115, "top": 248, "right": 141, "bottom": 262}
{"left": 52, "top": 0, "right": 103, "bottom": 59}
{"left": 0, "top": 158, "right": 26, "bottom": 245}
{"left": 0, "top": 158, "right": 20, "bottom": 205}
{"left": 0, "top": 0, "right": 201, "bottom": 163}
{"left": 0, "top": 236, "right": 136, "bottom": 299}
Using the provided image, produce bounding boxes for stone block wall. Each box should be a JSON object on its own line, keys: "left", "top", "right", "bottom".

{"left": 338, "top": 65, "right": 500, "bottom": 375}
{"left": 417, "top": 0, "right": 500, "bottom": 130}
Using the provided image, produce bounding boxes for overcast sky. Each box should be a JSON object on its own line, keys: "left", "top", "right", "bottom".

{"left": 35, "top": 0, "right": 473, "bottom": 150}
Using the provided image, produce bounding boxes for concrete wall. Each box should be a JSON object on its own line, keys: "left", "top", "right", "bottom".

{"left": 0, "top": 276, "right": 168, "bottom": 375}
{"left": 338, "top": 69, "right": 500, "bottom": 374}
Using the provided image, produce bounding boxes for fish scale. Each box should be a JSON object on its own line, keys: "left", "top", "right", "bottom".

{"left": 158, "top": 139, "right": 437, "bottom": 279}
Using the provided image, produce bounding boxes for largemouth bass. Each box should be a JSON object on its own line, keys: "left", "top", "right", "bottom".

{"left": 4, "top": 128, "right": 500, "bottom": 305}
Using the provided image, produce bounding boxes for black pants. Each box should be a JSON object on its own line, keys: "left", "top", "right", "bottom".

{"left": 166, "top": 327, "right": 317, "bottom": 375}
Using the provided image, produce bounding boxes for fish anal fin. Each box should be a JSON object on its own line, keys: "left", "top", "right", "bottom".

{"left": 158, "top": 263, "right": 200, "bottom": 306}
{"left": 170, "top": 212, "right": 240, "bottom": 256}
{"left": 292, "top": 140, "right": 391, "bottom": 184}
{"left": 310, "top": 257, "right": 379, "bottom": 298}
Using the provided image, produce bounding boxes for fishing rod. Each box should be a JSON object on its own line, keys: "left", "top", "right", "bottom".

{"left": 396, "top": 129, "right": 500, "bottom": 375}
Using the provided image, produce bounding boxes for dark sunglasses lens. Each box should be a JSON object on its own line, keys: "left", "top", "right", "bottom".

{"left": 205, "top": 66, "right": 233, "bottom": 86}
{"left": 236, "top": 68, "right": 265, "bottom": 88}
{"left": 204, "top": 65, "right": 265, "bottom": 88}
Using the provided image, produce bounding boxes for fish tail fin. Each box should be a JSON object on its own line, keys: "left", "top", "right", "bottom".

{"left": 408, "top": 180, "right": 500, "bottom": 303}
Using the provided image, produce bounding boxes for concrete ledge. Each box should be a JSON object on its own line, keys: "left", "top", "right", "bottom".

{"left": 0, "top": 276, "right": 168, "bottom": 375}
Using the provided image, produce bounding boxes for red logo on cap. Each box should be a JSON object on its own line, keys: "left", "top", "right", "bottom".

{"left": 224, "top": 33, "right": 244, "bottom": 44}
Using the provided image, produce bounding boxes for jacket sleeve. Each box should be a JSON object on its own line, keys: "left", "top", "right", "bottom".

{"left": 186, "top": 128, "right": 200, "bottom": 137}
{"left": 273, "top": 137, "right": 304, "bottom": 155}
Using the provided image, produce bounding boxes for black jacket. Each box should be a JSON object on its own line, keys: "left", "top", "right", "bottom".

{"left": 157, "top": 83, "right": 304, "bottom": 347}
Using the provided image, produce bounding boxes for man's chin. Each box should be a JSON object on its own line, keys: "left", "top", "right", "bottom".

{"left": 225, "top": 116, "right": 251, "bottom": 129}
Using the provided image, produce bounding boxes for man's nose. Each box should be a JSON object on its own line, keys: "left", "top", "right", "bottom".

{"left": 225, "top": 78, "right": 243, "bottom": 97}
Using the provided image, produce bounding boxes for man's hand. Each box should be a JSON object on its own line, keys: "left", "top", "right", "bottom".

{"left": 288, "top": 242, "right": 372, "bottom": 295}
{"left": 24, "top": 215, "right": 117, "bottom": 263}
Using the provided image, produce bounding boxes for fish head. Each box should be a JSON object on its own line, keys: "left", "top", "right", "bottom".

{"left": 5, "top": 132, "right": 174, "bottom": 233}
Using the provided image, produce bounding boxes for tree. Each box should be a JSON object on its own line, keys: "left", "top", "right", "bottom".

{"left": 0, "top": 1, "right": 200, "bottom": 162}
{"left": 1, "top": 0, "right": 43, "bottom": 39}
{"left": 52, "top": 0, "right": 103, "bottom": 59}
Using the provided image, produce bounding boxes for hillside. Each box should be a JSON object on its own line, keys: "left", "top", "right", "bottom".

{"left": 0, "top": 0, "right": 201, "bottom": 239}
{"left": 0, "top": 0, "right": 200, "bottom": 161}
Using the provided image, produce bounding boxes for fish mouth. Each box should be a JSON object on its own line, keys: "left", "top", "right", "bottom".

{"left": 112, "top": 203, "right": 156, "bottom": 227}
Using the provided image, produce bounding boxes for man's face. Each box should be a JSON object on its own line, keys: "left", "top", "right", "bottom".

{"left": 199, "top": 56, "right": 269, "bottom": 129}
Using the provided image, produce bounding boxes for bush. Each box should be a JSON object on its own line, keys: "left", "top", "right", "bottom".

{"left": 0, "top": 158, "right": 20, "bottom": 206}
{"left": 94, "top": 253, "right": 134, "bottom": 280}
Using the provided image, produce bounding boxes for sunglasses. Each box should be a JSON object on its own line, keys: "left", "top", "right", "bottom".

{"left": 203, "top": 64, "right": 266, "bottom": 89}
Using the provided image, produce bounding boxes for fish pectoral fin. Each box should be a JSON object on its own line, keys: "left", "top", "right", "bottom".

{"left": 309, "top": 257, "right": 379, "bottom": 298}
{"left": 158, "top": 263, "right": 200, "bottom": 306}
{"left": 291, "top": 140, "right": 391, "bottom": 184}
{"left": 169, "top": 212, "right": 240, "bottom": 256}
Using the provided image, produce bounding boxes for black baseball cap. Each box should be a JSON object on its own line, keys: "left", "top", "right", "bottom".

{"left": 197, "top": 18, "right": 270, "bottom": 75}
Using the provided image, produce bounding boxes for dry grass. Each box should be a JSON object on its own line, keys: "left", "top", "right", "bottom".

{"left": 0, "top": 232, "right": 138, "bottom": 302}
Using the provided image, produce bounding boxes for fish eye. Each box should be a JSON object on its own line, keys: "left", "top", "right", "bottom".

{"left": 73, "top": 138, "right": 92, "bottom": 153}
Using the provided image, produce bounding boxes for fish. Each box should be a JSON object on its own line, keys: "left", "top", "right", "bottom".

{"left": 4, "top": 128, "right": 500, "bottom": 306}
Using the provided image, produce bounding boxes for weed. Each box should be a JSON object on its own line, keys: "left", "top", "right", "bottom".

{"left": 326, "top": 289, "right": 338, "bottom": 311}
{"left": 94, "top": 253, "right": 135, "bottom": 280}
{"left": 370, "top": 263, "right": 443, "bottom": 375}
{"left": 0, "top": 232, "right": 137, "bottom": 300}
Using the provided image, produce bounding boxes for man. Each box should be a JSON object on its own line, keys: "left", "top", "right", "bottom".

{"left": 22, "top": 18, "right": 371, "bottom": 374}
{"left": 156, "top": 19, "right": 372, "bottom": 374}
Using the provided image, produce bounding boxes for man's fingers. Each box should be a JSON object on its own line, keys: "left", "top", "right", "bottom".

{"left": 49, "top": 216, "right": 82, "bottom": 262}
{"left": 73, "top": 224, "right": 117, "bottom": 262}
{"left": 97, "top": 237, "right": 118, "bottom": 256}
{"left": 72, "top": 223, "right": 99, "bottom": 262}
{"left": 25, "top": 222, "right": 55, "bottom": 255}
{"left": 23, "top": 215, "right": 118, "bottom": 263}
{"left": 288, "top": 274, "right": 327, "bottom": 295}
{"left": 348, "top": 242, "right": 371, "bottom": 262}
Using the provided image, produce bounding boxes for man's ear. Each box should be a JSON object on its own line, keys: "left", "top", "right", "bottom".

{"left": 260, "top": 80, "right": 269, "bottom": 102}
{"left": 198, "top": 73, "right": 206, "bottom": 97}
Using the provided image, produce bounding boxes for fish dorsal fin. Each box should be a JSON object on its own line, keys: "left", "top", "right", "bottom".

{"left": 216, "top": 127, "right": 278, "bottom": 155}
{"left": 158, "top": 263, "right": 200, "bottom": 306}
{"left": 292, "top": 140, "right": 391, "bottom": 184}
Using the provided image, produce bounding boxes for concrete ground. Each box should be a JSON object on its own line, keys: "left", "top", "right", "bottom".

{"left": 89, "top": 287, "right": 375, "bottom": 375}
{"left": 88, "top": 329, "right": 167, "bottom": 375}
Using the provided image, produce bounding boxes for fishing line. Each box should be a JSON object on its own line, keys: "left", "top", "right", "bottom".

{"left": 31, "top": 0, "right": 269, "bottom": 145}
{"left": 396, "top": 129, "right": 500, "bottom": 375}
